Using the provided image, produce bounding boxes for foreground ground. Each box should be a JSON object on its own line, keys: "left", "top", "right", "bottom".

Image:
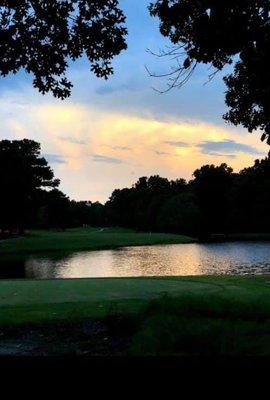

{"left": 2, "top": 276, "right": 270, "bottom": 356}
{"left": 0, "top": 227, "right": 194, "bottom": 255}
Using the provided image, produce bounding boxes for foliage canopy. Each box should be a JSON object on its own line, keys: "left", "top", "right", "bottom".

{"left": 0, "top": 0, "right": 127, "bottom": 98}
{"left": 150, "top": 0, "right": 270, "bottom": 142}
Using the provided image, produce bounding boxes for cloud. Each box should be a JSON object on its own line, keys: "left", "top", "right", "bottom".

{"left": 92, "top": 154, "right": 123, "bottom": 164}
{"left": 96, "top": 86, "right": 119, "bottom": 95}
{"left": 114, "top": 146, "right": 131, "bottom": 151}
{"left": 155, "top": 151, "right": 169, "bottom": 156}
{"left": 165, "top": 141, "right": 190, "bottom": 148}
{"left": 59, "top": 136, "right": 87, "bottom": 145}
{"left": 206, "top": 152, "right": 237, "bottom": 159}
{"left": 43, "top": 154, "right": 67, "bottom": 164}
{"left": 107, "top": 145, "right": 132, "bottom": 151}
{"left": 198, "top": 139, "right": 263, "bottom": 156}
{"left": 96, "top": 83, "right": 140, "bottom": 96}
{"left": 1, "top": 95, "right": 268, "bottom": 202}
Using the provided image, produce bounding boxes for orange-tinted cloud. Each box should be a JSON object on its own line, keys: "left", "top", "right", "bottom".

{"left": 1, "top": 100, "right": 268, "bottom": 202}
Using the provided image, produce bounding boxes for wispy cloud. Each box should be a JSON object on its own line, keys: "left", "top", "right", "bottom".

{"left": 43, "top": 153, "right": 67, "bottom": 164}
{"left": 92, "top": 154, "right": 123, "bottom": 164}
{"left": 96, "top": 83, "right": 140, "bottom": 96}
{"left": 155, "top": 150, "right": 169, "bottom": 156}
{"left": 198, "top": 139, "right": 263, "bottom": 156}
{"left": 165, "top": 141, "right": 190, "bottom": 148}
{"left": 109, "top": 145, "right": 132, "bottom": 151}
{"left": 59, "top": 136, "right": 87, "bottom": 145}
{"left": 96, "top": 86, "right": 119, "bottom": 95}
{"left": 206, "top": 152, "right": 237, "bottom": 159}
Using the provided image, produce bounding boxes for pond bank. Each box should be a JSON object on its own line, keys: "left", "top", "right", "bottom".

{"left": 204, "top": 233, "right": 270, "bottom": 242}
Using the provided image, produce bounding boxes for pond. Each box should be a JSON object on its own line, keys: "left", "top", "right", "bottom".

{"left": 2, "top": 241, "right": 270, "bottom": 279}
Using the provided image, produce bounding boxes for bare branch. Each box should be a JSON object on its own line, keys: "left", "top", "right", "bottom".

{"left": 146, "top": 49, "right": 198, "bottom": 94}
{"left": 203, "top": 68, "right": 220, "bottom": 86}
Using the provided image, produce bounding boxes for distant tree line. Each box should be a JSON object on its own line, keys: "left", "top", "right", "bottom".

{"left": 105, "top": 160, "right": 270, "bottom": 238}
{"left": 1, "top": 139, "right": 270, "bottom": 238}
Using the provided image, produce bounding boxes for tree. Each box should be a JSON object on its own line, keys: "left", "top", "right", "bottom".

{"left": 37, "top": 189, "right": 71, "bottom": 229}
{"left": 106, "top": 188, "right": 136, "bottom": 228}
{"left": 0, "top": 139, "right": 59, "bottom": 233}
{"left": 157, "top": 192, "right": 202, "bottom": 236}
{"left": 87, "top": 201, "right": 106, "bottom": 226}
{"left": 105, "top": 175, "right": 187, "bottom": 231}
{"left": 0, "top": 0, "right": 127, "bottom": 98}
{"left": 191, "top": 163, "right": 234, "bottom": 234}
{"left": 228, "top": 152, "right": 270, "bottom": 232}
{"left": 149, "top": 0, "right": 270, "bottom": 142}
{"left": 69, "top": 200, "right": 106, "bottom": 227}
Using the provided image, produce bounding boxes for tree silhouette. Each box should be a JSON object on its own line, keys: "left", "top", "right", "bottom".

{"left": 157, "top": 192, "right": 201, "bottom": 236}
{"left": 0, "top": 0, "right": 127, "bottom": 98}
{"left": 37, "top": 189, "right": 71, "bottom": 229}
{"left": 228, "top": 153, "right": 270, "bottom": 232}
{"left": 149, "top": 0, "right": 270, "bottom": 143}
{"left": 191, "top": 163, "right": 234, "bottom": 234}
{"left": 0, "top": 139, "right": 59, "bottom": 233}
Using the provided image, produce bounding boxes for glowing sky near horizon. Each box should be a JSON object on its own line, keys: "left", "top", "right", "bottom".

{"left": 0, "top": 1, "right": 268, "bottom": 202}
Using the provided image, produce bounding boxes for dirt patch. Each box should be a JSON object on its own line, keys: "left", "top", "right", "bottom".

{"left": 0, "top": 320, "right": 132, "bottom": 356}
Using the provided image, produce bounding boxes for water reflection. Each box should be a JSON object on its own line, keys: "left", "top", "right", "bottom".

{"left": 16, "top": 241, "right": 270, "bottom": 279}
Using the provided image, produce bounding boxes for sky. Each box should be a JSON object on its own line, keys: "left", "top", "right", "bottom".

{"left": 0, "top": 0, "right": 268, "bottom": 203}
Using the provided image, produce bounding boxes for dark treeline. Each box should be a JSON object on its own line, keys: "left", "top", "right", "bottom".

{"left": 105, "top": 160, "right": 270, "bottom": 237}
{"left": 1, "top": 139, "right": 270, "bottom": 238}
{"left": 0, "top": 139, "right": 106, "bottom": 236}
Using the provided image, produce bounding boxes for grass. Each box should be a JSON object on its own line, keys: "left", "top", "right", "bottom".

{"left": 0, "top": 276, "right": 217, "bottom": 325}
{"left": 2, "top": 276, "right": 270, "bottom": 355}
{"left": 1, "top": 275, "right": 270, "bottom": 326}
{"left": 0, "top": 227, "right": 194, "bottom": 255}
{"left": 129, "top": 288, "right": 270, "bottom": 356}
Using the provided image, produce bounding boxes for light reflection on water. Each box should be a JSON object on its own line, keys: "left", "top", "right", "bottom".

{"left": 21, "top": 242, "right": 270, "bottom": 279}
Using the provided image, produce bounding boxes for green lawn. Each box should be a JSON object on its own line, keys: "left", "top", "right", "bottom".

{"left": 0, "top": 227, "right": 194, "bottom": 255}
{"left": 0, "top": 276, "right": 211, "bottom": 325}
{"left": 2, "top": 276, "right": 270, "bottom": 355}
{"left": 0, "top": 275, "right": 269, "bottom": 325}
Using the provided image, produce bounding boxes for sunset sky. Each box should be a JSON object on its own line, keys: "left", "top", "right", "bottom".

{"left": 0, "top": 0, "right": 268, "bottom": 203}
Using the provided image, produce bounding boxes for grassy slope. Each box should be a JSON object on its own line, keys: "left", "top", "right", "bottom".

{"left": 0, "top": 227, "right": 194, "bottom": 255}
{"left": 3, "top": 276, "right": 270, "bottom": 355}
{"left": 1, "top": 275, "right": 270, "bottom": 326}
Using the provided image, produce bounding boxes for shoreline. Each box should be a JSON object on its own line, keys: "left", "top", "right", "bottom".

{"left": 2, "top": 228, "right": 270, "bottom": 257}
{"left": 202, "top": 233, "right": 270, "bottom": 243}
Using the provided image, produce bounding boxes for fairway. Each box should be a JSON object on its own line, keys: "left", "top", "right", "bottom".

{"left": 1, "top": 275, "right": 270, "bottom": 326}
{"left": 0, "top": 227, "right": 194, "bottom": 255}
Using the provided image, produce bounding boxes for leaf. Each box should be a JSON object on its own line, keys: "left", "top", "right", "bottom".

{"left": 183, "top": 57, "right": 191, "bottom": 69}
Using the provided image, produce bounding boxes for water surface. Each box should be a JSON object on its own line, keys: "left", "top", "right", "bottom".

{"left": 2, "top": 241, "right": 270, "bottom": 279}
